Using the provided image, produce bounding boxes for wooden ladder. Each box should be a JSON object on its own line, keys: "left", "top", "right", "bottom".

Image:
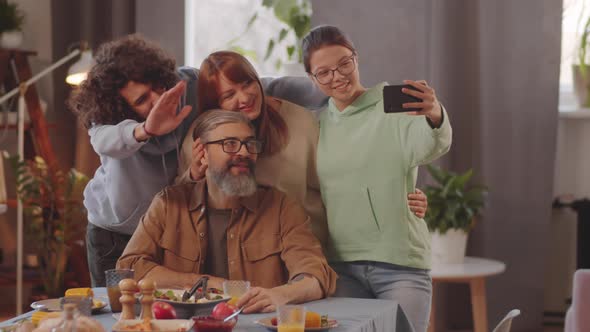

{"left": 0, "top": 48, "right": 58, "bottom": 170}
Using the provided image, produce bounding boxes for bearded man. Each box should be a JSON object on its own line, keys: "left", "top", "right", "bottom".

{"left": 117, "top": 110, "right": 337, "bottom": 313}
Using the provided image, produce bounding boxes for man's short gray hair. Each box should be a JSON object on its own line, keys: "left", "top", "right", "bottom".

{"left": 192, "top": 109, "right": 255, "bottom": 141}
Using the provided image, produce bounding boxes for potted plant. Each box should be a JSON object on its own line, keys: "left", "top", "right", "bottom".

{"left": 573, "top": 15, "right": 590, "bottom": 108}
{"left": 229, "top": 0, "right": 312, "bottom": 74}
{"left": 423, "top": 165, "right": 487, "bottom": 265}
{"left": 7, "top": 154, "right": 88, "bottom": 297}
{"left": 0, "top": 0, "right": 25, "bottom": 49}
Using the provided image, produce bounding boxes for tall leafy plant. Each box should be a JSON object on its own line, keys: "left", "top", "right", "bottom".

{"left": 0, "top": 0, "right": 25, "bottom": 34}
{"left": 423, "top": 165, "right": 487, "bottom": 234}
{"left": 7, "top": 154, "right": 88, "bottom": 297}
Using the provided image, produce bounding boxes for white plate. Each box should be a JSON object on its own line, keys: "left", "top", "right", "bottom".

{"left": 30, "top": 298, "right": 61, "bottom": 311}
{"left": 30, "top": 297, "right": 108, "bottom": 314}
{"left": 112, "top": 319, "right": 194, "bottom": 332}
{"left": 255, "top": 317, "right": 338, "bottom": 332}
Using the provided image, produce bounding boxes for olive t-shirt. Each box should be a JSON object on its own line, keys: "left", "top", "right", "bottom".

{"left": 204, "top": 208, "right": 231, "bottom": 279}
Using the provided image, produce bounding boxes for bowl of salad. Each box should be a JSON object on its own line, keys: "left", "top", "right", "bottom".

{"left": 153, "top": 288, "right": 231, "bottom": 319}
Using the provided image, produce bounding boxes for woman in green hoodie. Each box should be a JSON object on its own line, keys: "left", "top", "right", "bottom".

{"left": 301, "top": 26, "right": 452, "bottom": 332}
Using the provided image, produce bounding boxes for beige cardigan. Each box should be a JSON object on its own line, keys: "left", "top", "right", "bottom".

{"left": 176, "top": 100, "right": 328, "bottom": 245}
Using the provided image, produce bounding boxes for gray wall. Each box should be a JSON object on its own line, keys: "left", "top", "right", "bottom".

{"left": 312, "top": 0, "right": 433, "bottom": 87}
{"left": 136, "top": 0, "right": 185, "bottom": 65}
{"left": 313, "top": 1, "right": 561, "bottom": 331}
{"left": 49, "top": 0, "right": 136, "bottom": 171}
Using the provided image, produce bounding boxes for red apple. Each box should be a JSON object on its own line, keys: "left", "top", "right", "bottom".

{"left": 211, "top": 302, "right": 237, "bottom": 321}
{"left": 152, "top": 301, "right": 177, "bottom": 319}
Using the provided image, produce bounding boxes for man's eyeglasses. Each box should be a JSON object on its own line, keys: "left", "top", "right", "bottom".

{"left": 205, "top": 138, "right": 264, "bottom": 154}
{"left": 311, "top": 54, "right": 357, "bottom": 85}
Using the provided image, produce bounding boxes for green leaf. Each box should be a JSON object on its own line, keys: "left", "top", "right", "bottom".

{"left": 286, "top": 45, "right": 295, "bottom": 60}
{"left": 166, "top": 290, "right": 177, "bottom": 301}
{"left": 228, "top": 45, "right": 258, "bottom": 62}
{"left": 275, "top": 58, "right": 282, "bottom": 71}
{"left": 246, "top": 13, "right": 258, "bottom": 30}
{"left": 262, "top": 0, "right": 276, "bottom": 8}
{"left": 426, "top": 164, "right": 446, "bottom": 184}
{"left": 289, "top": 10, "right": 311, "bottom": 39}
{"left": 441, "top": 176, "right": 457, "bottom": 197}
{"left": 273, "top": 0, "right": 296, "bottom": 24}
{"left": 265, "top": 39, "right": 275, "bottom": 60}
{"left": 278, "top": 28, "right": 289, "bottom": 42}
{"left": 454, "top": 169, "right": 473, "bottom": 189}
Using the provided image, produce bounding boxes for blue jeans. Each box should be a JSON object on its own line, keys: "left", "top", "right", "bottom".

{"left": 331, "top": 261, "right": 432, "bottom": 332}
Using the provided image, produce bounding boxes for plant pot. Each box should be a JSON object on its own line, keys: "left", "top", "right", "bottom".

{"left": 0, "top": 30, "right": 23, "bottom": 49}
{"left": 430, "top": 228, "right": 468, "bottom": 265}
{"left": 572, "top": 65, "right": 590, "bottom": 108}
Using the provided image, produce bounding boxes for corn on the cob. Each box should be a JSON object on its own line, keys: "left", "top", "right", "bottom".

{"left": 64, "top": 288, "right": 94, "bottom": 298}
{"left": 31, "top": 311, "right": 61, "bottom": 326}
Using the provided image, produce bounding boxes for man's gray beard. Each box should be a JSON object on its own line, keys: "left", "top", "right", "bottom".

{"left": 209, "top": 164, "right": 257, "bottom": 197}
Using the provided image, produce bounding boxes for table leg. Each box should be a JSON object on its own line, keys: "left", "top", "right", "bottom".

{"left": 470, "top": 277, "right": 488, "bottom": 332}
{"left": 428, "top": 282, "right": 436, "bottom": 332}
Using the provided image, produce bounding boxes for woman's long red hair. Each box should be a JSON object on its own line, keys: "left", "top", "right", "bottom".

{"left": 198, "top": 51, "right": 288, "bottom": 156}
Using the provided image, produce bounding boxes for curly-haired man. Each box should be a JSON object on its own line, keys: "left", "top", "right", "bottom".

{"left": 68, "top": 34, "right": 198, "bottom": 286}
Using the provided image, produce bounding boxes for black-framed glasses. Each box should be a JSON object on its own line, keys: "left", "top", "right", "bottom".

{"left": 312, "top": 54, "right": 357, "bottom": 85}
{"left": 205, "top": 138, "right": 264, "bottom": 154}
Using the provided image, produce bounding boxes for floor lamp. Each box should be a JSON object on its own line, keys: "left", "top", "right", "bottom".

{"left": 0, "top": 45, "right": 93, "bottom": 314}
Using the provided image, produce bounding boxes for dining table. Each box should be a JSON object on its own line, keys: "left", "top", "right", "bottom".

{"left": 0, "top": 288, "right": 415, "bottom": 332}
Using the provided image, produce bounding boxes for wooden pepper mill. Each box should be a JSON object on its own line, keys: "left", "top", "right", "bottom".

{"left": 119, "top": 278, "right": 137, "bottom": 320}
{"left": 138, "top": 279, "right": 155, "bottom": 319}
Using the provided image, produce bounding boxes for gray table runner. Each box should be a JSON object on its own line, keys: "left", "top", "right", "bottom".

{"left": 0, "top": 288, "right": 414, "bottom": 332}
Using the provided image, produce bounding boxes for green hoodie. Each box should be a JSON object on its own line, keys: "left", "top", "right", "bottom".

{"left": 317, "top": 82, "right": 452, "bottom": 269}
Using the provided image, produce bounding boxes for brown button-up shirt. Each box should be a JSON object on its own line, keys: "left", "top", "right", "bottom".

{"left": 117, "top": 180, "right": 337, "bottom": 296}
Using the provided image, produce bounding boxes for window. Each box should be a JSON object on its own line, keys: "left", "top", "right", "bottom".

{"left": 184, "top": 0, "right": 301, "bottom": 77}
{"left": 559, "top": 0, "right": 590, "bottom": 109}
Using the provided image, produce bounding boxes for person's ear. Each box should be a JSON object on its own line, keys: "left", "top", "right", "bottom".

{"left": 202, "top": 147, "right": 209, "bottom": 166}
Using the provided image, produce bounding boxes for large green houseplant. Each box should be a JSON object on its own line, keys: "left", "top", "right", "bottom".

{"left": 7, "top": 154, "right": 88, "bottom": 297}
{"left": 0, "top": 0, "right": 25, "bottom": 48}
{"left": 229, "top": 0, "right": 312, "bottom": 72}
{"left": 423, "top": 165, "right": 487, "bottom": 264}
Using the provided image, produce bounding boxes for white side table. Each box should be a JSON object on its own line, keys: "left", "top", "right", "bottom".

{"left": 428, "top": 257, "right": 506, "bottom": 332}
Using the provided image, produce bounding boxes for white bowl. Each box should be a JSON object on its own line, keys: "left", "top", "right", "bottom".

{"left": 153, "top": 289, "right": 230, "bottom": 319}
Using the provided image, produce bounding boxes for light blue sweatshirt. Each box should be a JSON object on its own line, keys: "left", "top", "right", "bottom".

{"left": 84, "top": 67, "right": 199, "bottom": 235}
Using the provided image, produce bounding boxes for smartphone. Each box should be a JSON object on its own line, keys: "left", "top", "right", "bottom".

{"left": 383, "top": 84, "right": 422, "bottom": 113}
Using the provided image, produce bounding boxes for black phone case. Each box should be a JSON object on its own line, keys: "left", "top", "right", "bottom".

{"left": 383, "top": 84, "right": 422, "bottom": 113}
